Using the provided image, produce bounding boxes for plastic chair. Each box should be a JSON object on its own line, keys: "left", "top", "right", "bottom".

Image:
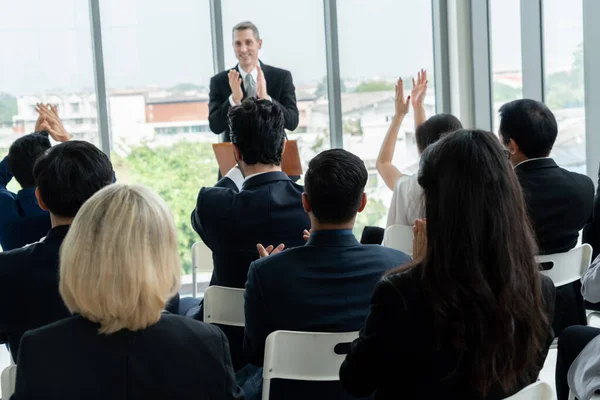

{"left": 202, "top": 286, "right": 245, "bottom": 327}
{"left": 503, "top": 382, "right": 554, "bottom": 399}
{"left": 191, "top": 241, "right": 213, "bottom": 298}
{"left": 1, "top": 365, "right": 17, "bottom": 400}
{"left": 536, "top": 244, "right": 592, "bottom": 288}
{"left": 382, "top": 224, "right": 414, "bottom": 256}
{"left": 262, "top": 330, "right": 358, "bottom": 400}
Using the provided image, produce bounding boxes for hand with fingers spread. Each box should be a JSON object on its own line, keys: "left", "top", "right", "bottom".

{"left": 303, "top": 229, "right": 312, "bottom": 242}
{"left": 411, "top": 69, "right": 428, "bottom": 109}
{"left": 228, "top": 69, "right": 243, "bottom": 105}
{"left": 256, "top": 243, "right": 285, "bottom": 259}
{"left": 256, "top": 64, "right": 269, "bottom": 100}
{"left": 35, "top": 103, "right": 70, "bottom": 142}
{"left": 394, "top": 78, "right": 410, "bottom": 117}
{"left": 412, "top": 218, "right": 427, "bottom": 261}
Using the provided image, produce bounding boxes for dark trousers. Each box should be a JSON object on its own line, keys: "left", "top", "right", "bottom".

{"left": 556, "top": 325, "right": 600, "bottom": 400}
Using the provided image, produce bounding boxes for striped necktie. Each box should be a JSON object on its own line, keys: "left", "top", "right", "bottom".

{"left": 245, "top": 73, "right": 257, "bottom": 98}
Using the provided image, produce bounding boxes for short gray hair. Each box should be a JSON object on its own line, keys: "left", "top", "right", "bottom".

{"left": 232, "top": 21, "right": 260, "bottom": 41}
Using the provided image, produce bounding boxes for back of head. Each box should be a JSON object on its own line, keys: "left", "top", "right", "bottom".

{"left": 228, "top": 98, "right": 285, "bottom": 165}
{"left": 60, "top": 184, "right": 180, "bottom": 334}
{"left": 499, "top": 99, "right": 557, "bottom": 158}
{"left": 415, "top": 113, "right": 462, "bottom": 153}
{"left": 304, "top": 148, "right": 368, "bottom": 224}
{"left": 7, "top": 132, "right": 51, "bottom": 188}
{"left": 413, "top": 129, "right": 547, "bottom": 395}
{"left": 33, "top": 141, "right": 114, "bottom": 218}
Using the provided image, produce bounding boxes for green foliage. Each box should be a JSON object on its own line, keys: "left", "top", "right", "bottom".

{"left": 355, "top": 80, "right": 395, "bottom": 93}
{"left": 113, "top": 142, "right": 218, "bottom": 275}
{"left": 0, "top": 93, "right": 17, "bottom": 125}
{"left": 353, "top": 196, "right": 387, "bottom": 239}
{"left": 546, "top": 43, "right": 584, "bottom": 110}
{"left": 315, "top": 76, "right": 347, "bottom": 98}
{"left": 493, "top": 82, "right": 521, "bottom": 103}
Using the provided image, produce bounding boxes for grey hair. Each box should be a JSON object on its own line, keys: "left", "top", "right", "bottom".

{"left": 232, "top": 21, "right": 260, "bottom": 41}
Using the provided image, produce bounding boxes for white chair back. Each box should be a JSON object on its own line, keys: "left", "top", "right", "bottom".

{"left": 504, "top": 381, "right": 554, "bottom": 399}
{"left": 191, "top": 241, "right": 213, "bottom": 298}
{"left": 537, "top": 244, "right": 593, "bottom": 287}
{"left": 262, "top": 330, "right": 358, "bottom": 400}
{"left": 1, "top": 365, "right": 17, "bottom": 400}
{"left": 382, "top": 224, "right": 414, "bottom": 256}
{"left": 203, "top": 286, "right": 245, "bottom": 327}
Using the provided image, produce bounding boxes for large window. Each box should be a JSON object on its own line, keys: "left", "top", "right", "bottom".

{"left": 337, "top": 0, "right": 435, "bottom": 234}
{"left": 490, "top": 0, "right": 523, "bottom": 131}
{"left": 222, "top": 0, "right": 330, "bottom": 188}
{"left": 100, "top": 0, "right": 216, "bottom": 276}
{"left": 543, "top": 0, "right": 585, "bottom": 173}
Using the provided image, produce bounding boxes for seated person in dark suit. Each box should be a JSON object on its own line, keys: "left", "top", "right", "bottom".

{"left": 11, "top": 184, "right": 243, "bottom": 400}
{"left": 584, "top": 163, "right": 600, "bottom": 260}
{"left": 340, "top": 130, "right": 555, "bottom": 400}
{"left": 499, "top": 99, "right": 594, "bottom": 335}
{"left": 241, "top": 149, "right": 411, "bottom": 400}
{"left": 0, "top": 104, "right": 70, "bottom": 251}
{"left": 190, "top": 98, "right": 310, "bottom": 370}
{"left": 0, "top": 137, "right": 115, "bottom": 360}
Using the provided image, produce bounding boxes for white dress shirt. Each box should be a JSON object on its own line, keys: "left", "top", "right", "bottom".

{"left": 223, "top": 167, "right": 273, "bottom": 191}
{"left": 228, "top": 64, "right": 271, "bottom": 106}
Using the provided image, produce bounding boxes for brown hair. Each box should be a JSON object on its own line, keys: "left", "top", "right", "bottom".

{"left": 232, "top": 21, "right": 260, "bottom": 41}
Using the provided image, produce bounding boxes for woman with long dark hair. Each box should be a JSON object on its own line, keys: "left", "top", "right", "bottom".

{"left": 340, "top": 129, "right": 555, "bottom": 399}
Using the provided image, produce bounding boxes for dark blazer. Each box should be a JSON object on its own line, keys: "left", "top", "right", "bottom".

{"left": 0, "top": 225, "right": 71, "bottom": 360}
{"left": 243, "top": 230, "right": 411, "bottom": 400}
{"left": 584, "top": 163, "right": 600, "bottom": 260}
{"left": 0, "top": 156, "right": 50, "bottom": 251}
{"left": 208, "top": 61, "right": 299, "bottom": 141}
{"left": 11, "top": 314, "right": 244, "bottom": 400}
{"left": 339, "top": 269, "right": 556, "bottom": 400}
{"left": 515, "top": 158, "right": 594, "bottom": 335}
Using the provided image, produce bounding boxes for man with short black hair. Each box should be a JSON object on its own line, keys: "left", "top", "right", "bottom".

{"left": 499, "top": 98, "right": 594, "bottom": 335}
{"left": 0, "top": 139, "right": 115, "bottom": 360}
{"left": 241, "top": 149, "right": 411, "bottom": 400}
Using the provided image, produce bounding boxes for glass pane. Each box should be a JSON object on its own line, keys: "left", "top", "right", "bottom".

{"left": 337, "top": 0, "right": 435, "bottom": 236}
{"left": 490, "top": 0, "right": 523, "bottom": 132}
{"left": 0, "top": 0, "right": 99, "bottom": 149}
{"left": 221, "top": 0, "right": 330, "bottom": 180}
{"left": 101, "top": 0, "right": 215, "bottom": 278}
{"left": 543, "top": 0, "right": 585, "bottom": 173}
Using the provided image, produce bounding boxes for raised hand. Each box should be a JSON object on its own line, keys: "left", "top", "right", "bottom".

{"left": 411, "top": 69, "right": 428, "bottom": 109}
{"left": 228, "top": 69, "right": 243, "bottom": 105}
{"left": 394, "top": 78, "right": 410, "bottom": 117}
{"left": 35, "top": 103, "right": 70, "bottom": 142}
{"left": 256, "top": 64, "right": 268, "bottom": 100}
{"left": 412, "top": 218, "right": 427, "bottom": 261}
{"left": 303, "top": 229, "right": 312, "bottom": 242}
{"left": 256, "top": 243, "right": 285, "bottom": 258}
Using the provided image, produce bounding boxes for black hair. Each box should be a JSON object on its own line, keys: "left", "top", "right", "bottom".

{"left": 498, "top": 99, "right": 558, "bottom": 158}
{"left": 304, "top": 148, "right": 368, "bottom": 224}
{"left": 7, "top": 132, "right": 52, "bottom": 188}
{"left": 33, "top": 141, "right": 114, "bottom": 218}
{"left": 416, "top": 113, "right": 463, "bottom": 153}
{"left": 228, "top": 98, "right": 285, "bottom": 165}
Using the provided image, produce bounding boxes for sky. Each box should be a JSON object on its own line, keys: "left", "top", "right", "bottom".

{"left": 0, "top": 0, "right": 584, "bottom": 95}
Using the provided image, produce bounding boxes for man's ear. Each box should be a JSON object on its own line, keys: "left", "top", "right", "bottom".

{"left": 233, "top": 144, "right": 243, "bottom": 164}
{"left": 357, "top": 193, "right": 367, "bottom": 213}
{"left": 508, "top": 138, "right": 519, "bottom": 155}
{"left": 35, "top": 188, "right": 49, "bottom": 211}
{"left": 282, "top": 139, "right": 287, "bottom": 155}
{"left": 257, "top": 39, "right": 263, "bottom": 50}
{"left": 302, "top": 193, "right": 311, "bottom": 214}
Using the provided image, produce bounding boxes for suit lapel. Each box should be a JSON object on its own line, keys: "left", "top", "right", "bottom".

{"left": 234, "top": 65, "right": 248, "bottom": 97}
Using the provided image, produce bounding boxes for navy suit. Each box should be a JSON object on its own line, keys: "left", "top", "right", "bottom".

{"left": 584, "top": 163, "right": 600, "bottom": 260}
{"left": 243, "top": 230, "right": 411, "bottom": 400}
{"left": 0, "top": 156, "right": 50, "bottom": 251}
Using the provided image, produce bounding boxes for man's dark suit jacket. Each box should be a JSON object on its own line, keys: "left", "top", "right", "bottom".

{"left": 0, "top": 225, "right": 71, "bottom": 360}
{"left": 191, "top": 171, "right": 310, "bottom": 370}
{"left": 0, "top": 156, "right": 50, "bottom": 251}
{"left": 11, "top": 314, "right": 243, "bottom": 400}
{"left": 515, "top": 158, "right": 594, "bottom": 334}
{"left": 340, "top": 269, "right": 555, "bottom": 399}
{"left": 208, "top": 61, "right": 299, "bottom": 141}
{"left": 584, "top": 163, "right": 600, "bottom": 260}
{"left": 243, "top": 230, "right": 412, "bottom": 400}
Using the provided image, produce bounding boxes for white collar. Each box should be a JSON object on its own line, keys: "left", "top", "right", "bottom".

{"left": 237, "top": 64, "right": 258, "bottom": 82}
{"left": 514, "top": 157, "right": 551, "bottom": 169}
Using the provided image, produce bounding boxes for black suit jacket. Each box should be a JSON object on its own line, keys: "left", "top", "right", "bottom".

{"left": 515, "top": 158, "right": 594, "bottom": 334}
{"left": 0, "top": 225, "right": 71, "bottom": 360}
{"left": 584, "top": 163, "right": 600, "bottom": 260}
{"left": 11, "top": 314, "right": 243, "bottom": 400}
{"left": 244, "top": 230, "right": 412, "bottom": 400}
{"left": 339, "top": 269, "right": 556, "bottom": 400}
{"left": 208, "top": 61, "right": 299, "bottom": 141}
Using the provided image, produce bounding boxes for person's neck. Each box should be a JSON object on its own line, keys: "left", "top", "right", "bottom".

{"left": 241, "top": 163, "right": 281, "bottom": 178}
{"left": 50, "top": 213, "right": 74, "bottom": 228}
{"left": 310, "top": 220, "right": 355, "bottom": 232}
{"left": 240, "top": 62, "right": 258, "bottom": 74}
{"left": 510, "top": 153, "right": 528, "bottom": 167}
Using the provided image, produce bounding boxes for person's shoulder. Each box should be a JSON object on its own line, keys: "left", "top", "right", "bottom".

{"left": 22, "top": 315, "right": 86, "bottom": 343}
{"left": 252, "top": 246, "right": 301, "bottom": 271}
{"left": 210, "top": 69, "right": 230, "bottom": 82}
{"left": 198, "top": 185, "right": 238, "bottom": 207}
{"left": 262, "top": 63, "right": 292, "bottom": 77}
{"left": 157, "top": 314, "right": 225, "bottom": 342}
{"left": 0, "top": 241, "right": 40, "bottom": 268}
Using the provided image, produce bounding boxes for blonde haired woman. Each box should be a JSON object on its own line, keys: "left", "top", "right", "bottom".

{"left": 12, "top": 184, "right": 244, "bottom": 400}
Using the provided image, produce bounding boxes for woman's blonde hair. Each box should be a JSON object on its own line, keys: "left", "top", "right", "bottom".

{"left": 59, "top": 184, "right": 181, "bottom": 334}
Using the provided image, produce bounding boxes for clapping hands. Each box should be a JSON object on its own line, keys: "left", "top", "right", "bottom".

{"left": 412, "top": 218, "right": 427, "bottom": 261}
{"left": 34, "top": 103, "right": 70, "bottom": 142}
{"left": 411, "top": 69, "right": 428, "bottom": 109}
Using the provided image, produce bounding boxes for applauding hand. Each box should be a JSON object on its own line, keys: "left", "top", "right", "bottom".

{"left": 394, "top": 78, "right": 410, "bottom": 118}
{"left": 412, "top": 219, "right": 427, "bottom": 261}
{"left": 228, "top": 70, "right": 243, "bottom": 105}
{"left": 35, "top": 103, "right": 70, "bottom": 142}
{"left": 256, "top": 64, "right": 269, "bottom": 100}
{"left": 256, "top": 243, "right": 285, "bottom": 258}
{"left": 303, "top": 229, "right": 312, "bottom": 242}
{"left": 411, "top": 69, "right": 428, "bottom": 109}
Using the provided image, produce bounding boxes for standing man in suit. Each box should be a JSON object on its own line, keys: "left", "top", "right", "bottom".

{"left": 209, "top": 21, "right": 299, "bottom": 141}
{"left": 190, "top": 98, "right": 310, "bottom": 370}
{"left": 240, "top": 149, "right": 411, "bottom": 400}
{"left": 499, "top": 98, "right": 594, "bottom": 334}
